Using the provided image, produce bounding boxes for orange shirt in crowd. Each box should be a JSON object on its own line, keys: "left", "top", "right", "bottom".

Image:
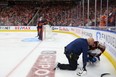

{"left": 99, "top": 15, "right": 107, "bottom": 27}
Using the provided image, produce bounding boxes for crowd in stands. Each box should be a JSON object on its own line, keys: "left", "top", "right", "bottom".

{"left": 38, "top": 3, "right": 79, "bottom": 26}
{"left": 0, "top": 4, "right": 38, "bottom": 26}
{"left": 0, "top": 1, "right": 115, "bottom": 27}
{"left": 38, "top": 1, "right": 116, "bottom": 27}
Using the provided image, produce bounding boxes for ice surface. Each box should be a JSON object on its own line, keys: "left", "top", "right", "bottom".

{"left": 0, "top": 32, "right": 115, "bottom": 77}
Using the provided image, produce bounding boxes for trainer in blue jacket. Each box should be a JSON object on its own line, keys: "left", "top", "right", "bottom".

{"left": 55, "top": 37, "right": 94, "bottom": 71}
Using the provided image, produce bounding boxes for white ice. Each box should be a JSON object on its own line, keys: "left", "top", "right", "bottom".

{"left": 0, "top": 32, "right": 115, "bottom": 77}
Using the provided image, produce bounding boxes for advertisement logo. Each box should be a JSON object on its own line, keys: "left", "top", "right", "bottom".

{"left": 27, "top": 50, "right": 56, "bottom": 77}
{"left": 15, "top": 26, "right": 30, "bottom": 30}
{"left": 59, "top": 27, "right": 69, "bottom": 31}
{"left": 52, "top": 27, "right": 59, "bottom": 30}
{"left": 0, "top": 26, "right": 10, "bottom": 30}
{"left": 96, "top": 32, "right": 101, "bottom": 41}
{"left": 82, "top": 31, "right": 92, "bottom": 37}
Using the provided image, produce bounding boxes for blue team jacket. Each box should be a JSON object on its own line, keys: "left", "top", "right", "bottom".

{"left": 65, "top": 38, "right": 89, "bottom": 68}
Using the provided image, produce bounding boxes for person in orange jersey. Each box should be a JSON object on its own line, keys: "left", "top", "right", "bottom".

{"left": 99, "top": 15, "right": 107, "bottom": 28}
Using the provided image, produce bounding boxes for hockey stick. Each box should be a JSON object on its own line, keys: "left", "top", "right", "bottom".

{"left": 101, "top": 73, "right": 110, "bottom": 77}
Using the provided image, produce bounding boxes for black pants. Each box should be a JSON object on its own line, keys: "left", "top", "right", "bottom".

{"left": 38, "top": 30, "right": 42, "bottom": 40}
{"left": 58, "top": 53, "right": 79, "bottom": 70}
{"left": 37, "top": 27, "right": 42, "bottom": 40}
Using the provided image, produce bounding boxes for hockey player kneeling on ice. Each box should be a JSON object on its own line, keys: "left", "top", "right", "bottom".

{"left": 54, "top": 38, "right": 95, "bottom": 76}
{"left": 87, "top": 41, "right": 106, "bottom": 63}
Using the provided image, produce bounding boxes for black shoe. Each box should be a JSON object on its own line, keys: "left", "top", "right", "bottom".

{"left": 53, "top": 62, "right": 60, "bottom": 70}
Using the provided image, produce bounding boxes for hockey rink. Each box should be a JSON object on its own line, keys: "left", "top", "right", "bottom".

{"left": 0, "top": 32, "right": 116, "bottom": 77}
